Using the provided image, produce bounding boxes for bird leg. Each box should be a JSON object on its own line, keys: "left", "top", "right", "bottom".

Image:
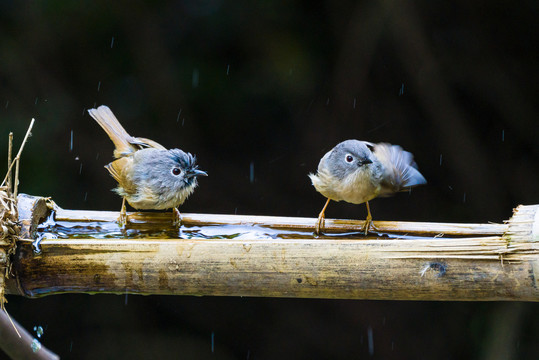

{"left": 172, "top": 207, "right": 182, "bottom": 227}
{"left": 361, "top": 201, "right": 378, "bottom": 235}
{"left": 118, "top": 197, "right": 128, "bottom": 228}
{"left": 315, "top": 198, "right": 331, "bottom": 235}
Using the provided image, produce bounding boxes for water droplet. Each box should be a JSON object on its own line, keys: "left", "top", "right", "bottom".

{"left": 501, "top": 129, "right": 505, "bottom": 142}
{"left": 110, "top": 36, "right": 115, "bottom": 48}
{"left": 31, "top": 339, "right": 41, "bottom": 353}
{"left": 70, "top": 130, "right": 74, "bottom": 151}
{"left": 398, "top": 83, "right": 405, "bottom": 96}
{"left": 192, "top": 68, "right": 199, "bottom": 88}
{"left": 211, "top": 331, "right": 215, "bottom": 352}
{"left": 367, "top": 326, "right": 374, "bottom": 356}
{"left": 249, "top": 162, "right": 254, "bottom": 183}
{"left": 226, "top": 64, "right": 230, "bottom": 75}
{"left": 177, "top": 109, "right": 182, "bottom": 122}
{"left": 33, "top": 325, "right": 44, "bottom": 338}
{"left": 439, "top": 154, "right": 442, "bottom": 166}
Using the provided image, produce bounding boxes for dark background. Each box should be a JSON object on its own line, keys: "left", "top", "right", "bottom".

{"left": 1, "top": 0, "right": 538, "bottom": 359}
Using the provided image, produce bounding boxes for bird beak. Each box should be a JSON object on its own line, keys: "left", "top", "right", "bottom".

{"left": 187, "top": 169, "right": 208, "bottom": 178}
{"left": 359, "top": 158, "right": 373, "bottom": 166}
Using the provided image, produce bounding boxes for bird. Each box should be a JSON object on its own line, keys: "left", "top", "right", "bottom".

{"left": 309, "top": 139, "right": 426, "bottom": 235}
{"left": 88, "top": 105, "right": 207, "bottom": 226}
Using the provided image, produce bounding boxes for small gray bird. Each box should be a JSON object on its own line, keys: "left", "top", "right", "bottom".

{"left": 309, "top": 139, "right": 426, "bottom": 235}
{"left": 88, "top": 105, "right": 207, "bottom": 226}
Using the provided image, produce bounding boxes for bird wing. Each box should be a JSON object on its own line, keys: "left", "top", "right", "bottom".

{"left": 105, "top": 157, "right": 137, "bottom": 196}
{"left": 129, "top": 137, "right": 167, "bottom": 150}
{"left": 374, "top": 143, "right": 426, "bottom": 194}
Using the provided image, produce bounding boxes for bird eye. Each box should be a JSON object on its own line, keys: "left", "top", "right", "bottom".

{"left": 345, "top": 154, "right": 354, "bottom": 163}
{"left": 171, "top": 168, "right": 181, "bottom": 176}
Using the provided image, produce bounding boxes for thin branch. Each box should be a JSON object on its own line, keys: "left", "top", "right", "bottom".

{"left": 0, "top": 309, "right": 59, "bottom": 360}
{"left": 1, "top": 119, "right": 35, "bottom": 189}
{"left": 6, "top": 133, "right": 13, "bottom": 196}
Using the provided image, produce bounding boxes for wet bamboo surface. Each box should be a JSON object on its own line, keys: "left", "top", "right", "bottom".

{"left": 5, "top": 194, "right": 539, "bottom": 301}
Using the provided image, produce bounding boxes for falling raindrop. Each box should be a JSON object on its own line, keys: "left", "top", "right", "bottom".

{"left": 211, "top": 332, "right": 215, "bottom": 353}
{"left": 84, "top": 192, "right": 88, "bottom": 202}
{"left": 353, "top": 98, "right": 356, "bottom": 109}
{"left": 326, "top": 97, "right": 330, "bottom": 105}
{"left": 33, "top": 326, "right": 44, "bottom": 338}
{"left": 463, "top": 193, "right": 466, "bottom": 203}
{"left": 249, "top": 162, "right": 254, "bottom": 183}
{"left": 79, "top": 163, "right": 83, "bottom": 175}
{"left": 35, "top": 97, "right": 39, "bottom": 105}
{"left": 97, "top": 81, "right": 101, "bottom": 92}
{"left": 31, "top": 339, "right": 41, "bottom": 353}
{"left": 110, "top": 36, "right": 115, "bottom": 48}
{"left": 177, "top": 109, "right": 182, "bottom": 122}
{"left": 192, "top": 68, "right": 200, "bottom": 88}
{"left": 367, "top": 327, "right": 374, "bottom": 356}
{"left": 226, "top": 64, "right": 230, "bottom": 75}
{"left": 501, "top": 129, "right": 505, "bottom": 142}
{"left": 70, "top": 130, "right": 74, "bottom": 151}
{"left": 5, "top": 100, "right": 9, "bottom": 108}
{"left": 439, "top": 154, "right": 442, "bottom": 166}
{"left": 399, "top": 83, "right": 405, "bottom": 96}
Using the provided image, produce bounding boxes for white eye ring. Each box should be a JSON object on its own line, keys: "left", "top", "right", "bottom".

{"left": 171, "top": 167, "right": 182, "bottom": 176}
{"left": 344, "top": 154, "right": 354, "bottom": 163}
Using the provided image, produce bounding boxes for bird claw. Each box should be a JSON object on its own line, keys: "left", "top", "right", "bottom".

{"left": 361, "top": 218, "right": 378, "bottom": 235}
{"left": 118, "top": 198, "right": 128, "bottom": 228}
{"left": 118, "top": 212, "right": 128, "bottom": 228}
{"left": 172, "top": 208, "right": 182, "bottom": 227}
{"left": 314, "top": 214, "right": 325, "bottom": 235}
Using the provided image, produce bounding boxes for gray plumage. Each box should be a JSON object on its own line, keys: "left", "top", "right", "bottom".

{"left": 88, "top": 105, "right": 206, "bottom": 211}
{"left": 309, "top": 139, "right": 426, "bottom": 205}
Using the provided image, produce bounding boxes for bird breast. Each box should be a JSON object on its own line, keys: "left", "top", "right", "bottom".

{"left": 310, "top": 166, "right": 381, "bottom": 205}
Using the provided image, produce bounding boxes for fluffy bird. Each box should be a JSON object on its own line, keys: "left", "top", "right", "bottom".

{"left": 88, "top": 105, "right": 207, "bottom": 226}
{"left": 309, "top": 139, "right": 426, "bottom": 234}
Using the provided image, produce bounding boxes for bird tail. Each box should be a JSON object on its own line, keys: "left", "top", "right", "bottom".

{"left": 88, "top": 105, "right": 134, "bottom": 158}
{"left": 375, "top": 143, "right": 426, "bottom": 190}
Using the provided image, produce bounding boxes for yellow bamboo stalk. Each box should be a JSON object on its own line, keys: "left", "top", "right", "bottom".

{"left": 3, "top": 195, "right": 538, "bottom": 301}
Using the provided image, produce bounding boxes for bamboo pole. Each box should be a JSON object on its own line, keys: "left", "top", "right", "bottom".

{"left": 53, "top": 208, "right": 507, "bottom": 236}
{"left": 4, "top": 194, "right": 538, "bottom": 301}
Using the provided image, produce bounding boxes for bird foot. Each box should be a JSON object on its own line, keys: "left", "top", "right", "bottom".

{"left": 314, "top": 214, "right": 325, "bottom": 235}
{"left": 360, "top": 218, "right": 378, "bottom": 235}
{"left": 118, "top": 198, "right": 128, "bottom": 228}
{"left": 172, "top": 208, "right": 182, "bottom": 227}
